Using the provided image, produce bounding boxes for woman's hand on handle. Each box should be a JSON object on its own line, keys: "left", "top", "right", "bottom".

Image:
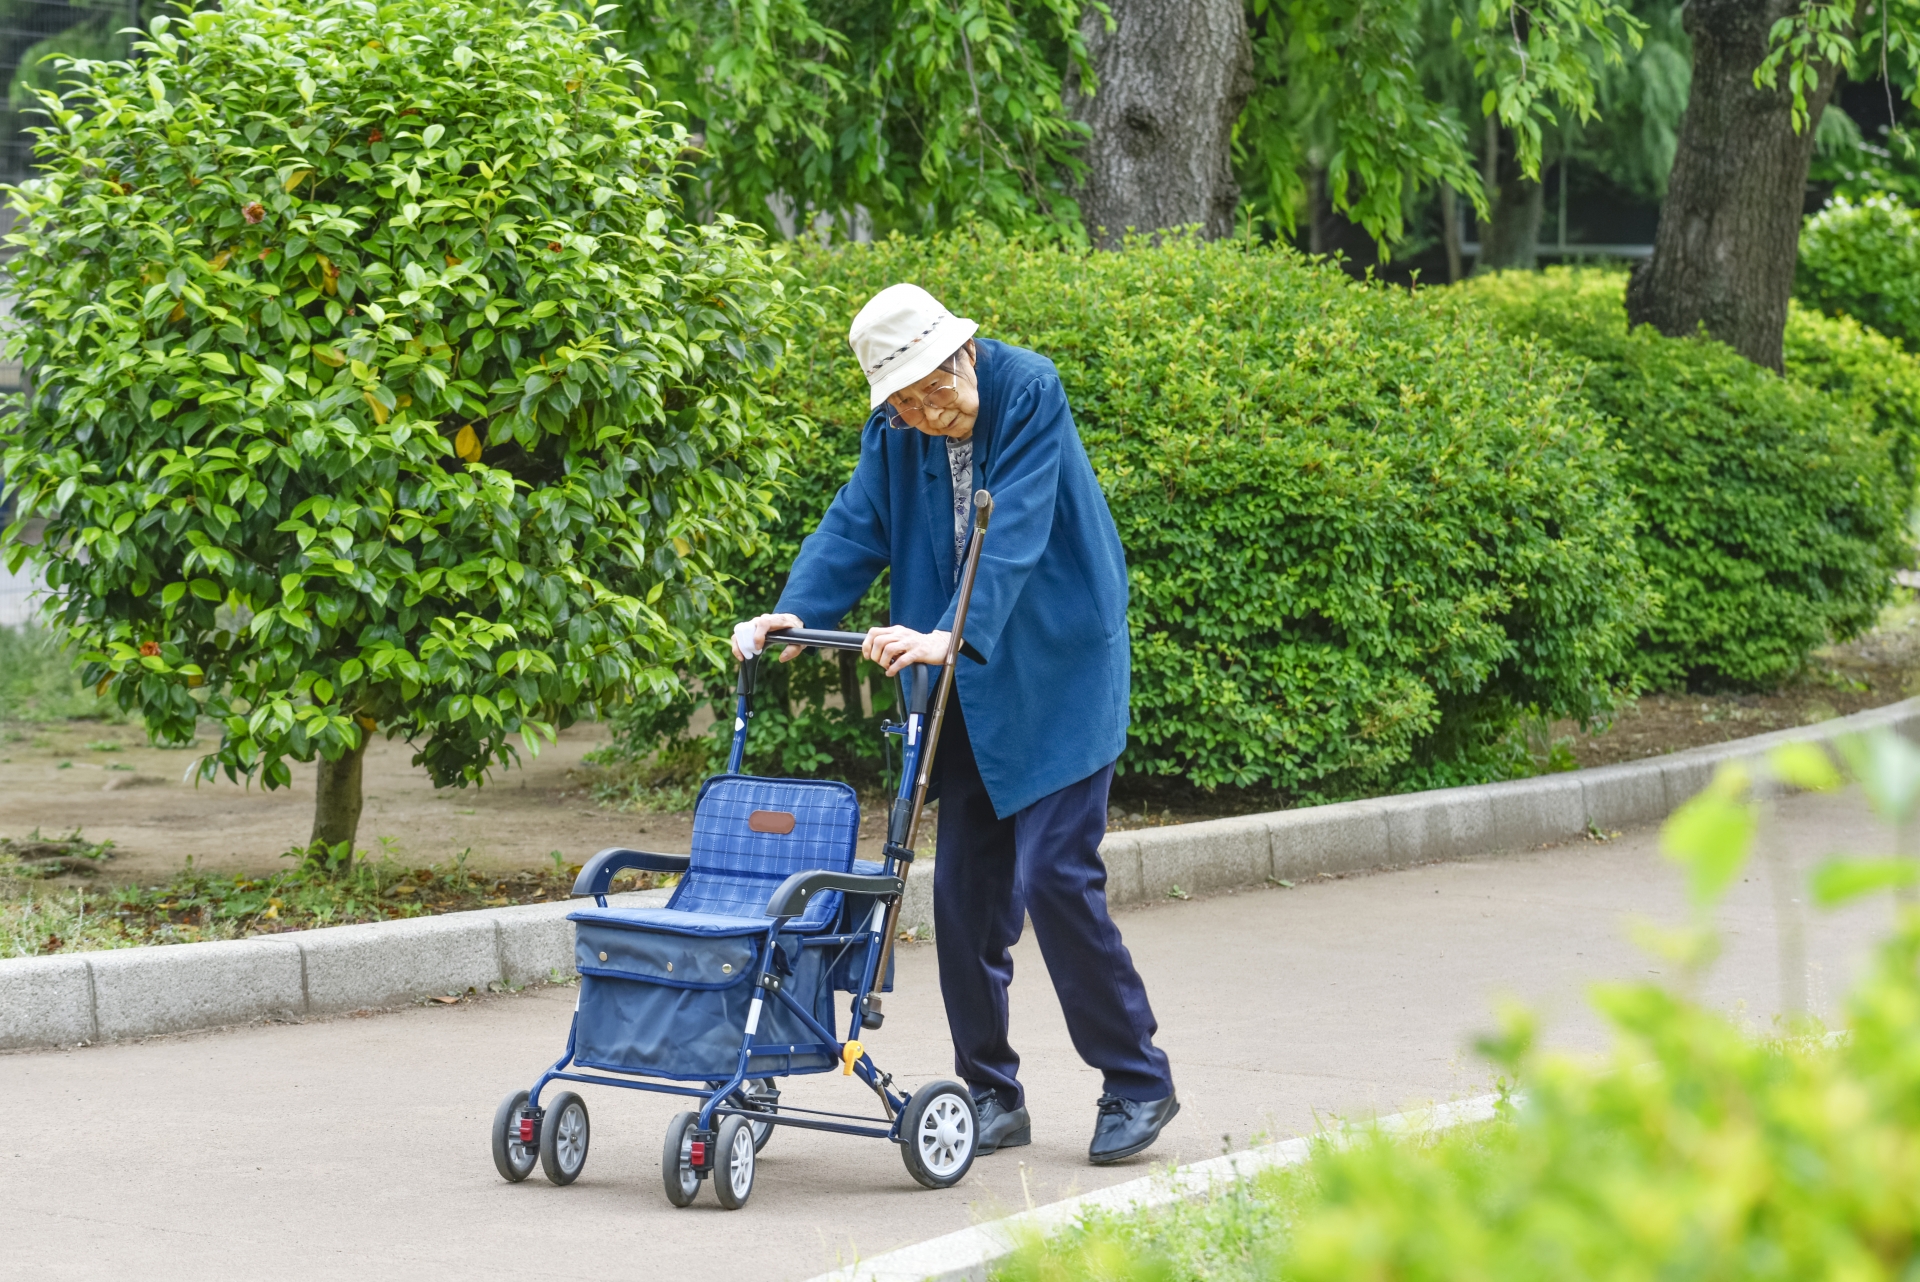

{"left": 862, "top": 625, "right": 952, "bottom": 677}
{"left": 732, "top": 613, "right": 807, "bottom": 663}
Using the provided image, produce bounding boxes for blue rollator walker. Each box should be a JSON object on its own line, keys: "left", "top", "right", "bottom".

{"left": 489, "top": 492, "right": 997, "bottom": 1209}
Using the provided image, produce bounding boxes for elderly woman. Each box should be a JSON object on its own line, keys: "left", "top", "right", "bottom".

{"left": 734, "top": 284, "right": 1178, "bottom": 1165}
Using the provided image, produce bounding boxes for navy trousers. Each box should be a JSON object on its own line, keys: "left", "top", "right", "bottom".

{"left": 931, "top": 701, "right": 1174, "bottom": 1109}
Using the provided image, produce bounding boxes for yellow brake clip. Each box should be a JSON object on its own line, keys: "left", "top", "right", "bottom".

{"left": 841, "top": 1040, "right": 864, "bottom": 1075}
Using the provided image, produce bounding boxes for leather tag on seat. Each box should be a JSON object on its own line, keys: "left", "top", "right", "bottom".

{"left": 748, "top": 809, "right": 797, "bottom": 834}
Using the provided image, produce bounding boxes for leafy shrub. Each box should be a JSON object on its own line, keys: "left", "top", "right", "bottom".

{"left": 1783, "top": 302, "right": 1920, "bottom": 491}
{"left": 1463, "top": 268, "right": 1906, "bottom": 691}
{"left": 1797, "top": 194, "right": 1920, "bottom": 348}
{"left": 0, "top": 0, "right": 802, "bottom": 846}
{"left": 631, "top": 233, "right": 1650, "bottom": 800}
{"left": 999, "top": 737, "right": 1920, "bottom": 1282}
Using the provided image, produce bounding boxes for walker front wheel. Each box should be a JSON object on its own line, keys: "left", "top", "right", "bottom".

{"left": 539, "top": 1091, "right": 590, "bottom": 1185}
{"left": 899, "top": 1081, "right": 977, "bottom": 1189}
{"left": 490, "top": 1090, "right": 538, "bottom": 1183}
{"left": 662, "top": 1111, "right": 701, "bottom": 1208}
{"left": 713, "top": 1115, "right": 756, "bottom": 1210}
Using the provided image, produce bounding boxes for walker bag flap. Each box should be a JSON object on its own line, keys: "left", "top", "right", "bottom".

{"left": 573, "top": 921, "right": 757, "bottom": 990}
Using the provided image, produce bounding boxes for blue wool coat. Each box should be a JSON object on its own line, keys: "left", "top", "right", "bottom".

{"left": 775, "top": 338, "right": 1130, "bottom": 819}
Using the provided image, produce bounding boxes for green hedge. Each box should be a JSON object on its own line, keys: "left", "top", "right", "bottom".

{"left": 1461, "top": 268, "right": 1906, "bottom": 691}
{"left": 628, "top": 235, "right": 1651, "bottom": 800}
{"left": 1797, "top": 194, "right": 1920, "bottom": 349}
{"left": 1783, "top": 303, "right": 1920, "bottom": 492}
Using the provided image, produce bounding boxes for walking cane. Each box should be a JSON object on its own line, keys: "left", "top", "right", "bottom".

{"left": 863, "top": 488, "right": 994, "bottom": 1024}
{"left": 767, "top": 490, "right": 995, "bottom": 1033}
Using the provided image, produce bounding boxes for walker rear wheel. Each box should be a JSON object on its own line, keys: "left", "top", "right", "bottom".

{"left": 490, "top": 1089, "right": 538, "bottom": 1183}
{"left": 539, "top": 1091, "right": 590, "bottom": 1185}
{"left": 899, "top": 1080, "right": 977, "bottom": 1189}
{"left": 711, "top": 1077, "right": 779, "bottom": 1153}
{"left": 662, "top": 1111, "right": 701, "bottom": 1208}
{"left": 713, "top": 1115, "right": 756, "bottom": 1210}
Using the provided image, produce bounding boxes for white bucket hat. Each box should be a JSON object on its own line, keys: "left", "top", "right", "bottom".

{"left": 848, "top": 283, "right": 979, "bottom": 410}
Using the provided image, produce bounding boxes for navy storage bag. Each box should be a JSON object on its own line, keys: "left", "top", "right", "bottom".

{"left": 566, "top": 775, "right": 860, "bottom": 1079}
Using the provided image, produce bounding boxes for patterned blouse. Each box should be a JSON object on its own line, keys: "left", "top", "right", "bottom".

{"left": 947, "top": 437, "right": 974, "bottom": 582}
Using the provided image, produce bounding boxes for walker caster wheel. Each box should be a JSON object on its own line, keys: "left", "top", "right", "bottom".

{"left": 899, "top": 1080, "right": 976, "bottom": 1189}
{"left": 713, "top": 1114, "right": 756, "bottom": 1210}
{"left": 490, "top": 1089, "right": 538, "bottom": 1183}
{"left": 539, "top": 1091, "right": 589, "bottom": 1185}
{"left": 662, "top": 1111, "right": 701, "bottom": 1208}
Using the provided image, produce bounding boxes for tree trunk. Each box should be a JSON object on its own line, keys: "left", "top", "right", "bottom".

{"left": 1440, "top": 182, "right": 1463, "bottom": 283}
{"left": 1624, "top": 0, "right": 1838, "bottom": 370}
{"left": 311, "top": 733, "right": 371, "bottom": 854}
{"left": 1308, "top": 169, "right": 1332, "bottom": 256}
{"left": 1479, "top": 176, "right": 1543, "bottom": 271}
{"left": 1068, "top": 0, "right": 1252, "bottom": 246}
{"left": 1472, "top": 118, "right": 1543, "bottom": 273}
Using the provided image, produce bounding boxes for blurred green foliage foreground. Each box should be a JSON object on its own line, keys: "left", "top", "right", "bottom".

{"left": 999, "top": 734, "right": 1920, "bottom": 1281}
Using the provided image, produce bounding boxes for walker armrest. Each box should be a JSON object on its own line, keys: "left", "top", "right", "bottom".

{"left": 765, "top": 870, "right": 904, "bottom": 921}
{"left": 572, "top": 847, "right": 691, "bottom": 897}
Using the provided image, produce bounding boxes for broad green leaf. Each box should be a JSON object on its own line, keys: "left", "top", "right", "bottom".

{"left": 1769, "top": 741, "right": 1842, "bottom": 794}
{"left": 1810, "top": 857, "right": 1919, "bottom": 907}
{"left": 1836, "top": 731, "right": 1920, "bottom": 826}
{"left": 1660, "top": 765, "right": 1756, "bottom": 909}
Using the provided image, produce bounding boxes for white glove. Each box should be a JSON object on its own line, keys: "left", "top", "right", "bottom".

{"left": 731, "top": 619, "right": 761, "bottom": 660}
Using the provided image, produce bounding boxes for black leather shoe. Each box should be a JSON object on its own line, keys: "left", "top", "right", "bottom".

{"left": 1088, "top": 1091, "right": 1179, "bottom": 1165}
{"left": 972, "top": 1092, "right": 1032, "bottom": 1155}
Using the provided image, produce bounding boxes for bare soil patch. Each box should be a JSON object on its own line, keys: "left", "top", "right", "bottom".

{"left": 1556, "top": 599, "right": 1920, "bottom": 769}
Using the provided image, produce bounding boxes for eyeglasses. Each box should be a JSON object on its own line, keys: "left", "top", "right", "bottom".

{"left": 880, "top": 352, "right": 973, "bottom": 430}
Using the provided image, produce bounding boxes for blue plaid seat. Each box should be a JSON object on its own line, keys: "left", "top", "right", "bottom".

{"left": 573, "top": 774, "right": 860, "bottom": 939}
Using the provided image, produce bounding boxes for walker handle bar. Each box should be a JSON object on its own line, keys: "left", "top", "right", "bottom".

{"left": 765, "top": 627, "right": 868, "bottom": 653}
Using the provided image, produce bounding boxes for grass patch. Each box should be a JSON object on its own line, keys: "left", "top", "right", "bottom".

{"left": 995, "top": 1119, "right": 1500, "bottom": 1282}
{"left": 0, "top": 845, "right": 678, "bottom": 958}
{"left": 995, "top": 1158, "right": 1317, "bottom": 1282}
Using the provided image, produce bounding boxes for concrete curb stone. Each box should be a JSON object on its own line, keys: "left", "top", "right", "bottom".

{"left": 88, "top": 938, "right": 305, "bottom": 1040}
{"left": 1136, "top": 814, "right": 1272, "bottom": 899}
{"left": 1485, "top": 774, "right": 1587, "bottom": 852}
{"left": 300, "top": 913, "right": 503, "bottom": 1014}
{"left": 1381, "top": 788, "right": 1497, "bottom": 865}
{"left": 1577, "top": 761, "right": 1669, "bottom": 832}
{"left": 6, "top": 698, "right": 1917, "bottom": 1051}
{"left": 1265, "top": 800, "right": 1391, "bottom": 880}
{"left": 0, "top": 954, "right": 95, "bottom": 1047}
{"left": 0, "top": 888, "right": 666, "bottom": 1051}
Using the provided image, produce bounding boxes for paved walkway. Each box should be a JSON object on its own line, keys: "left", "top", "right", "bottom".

{"left": 2, "top": 788, "right": 1898, "bottom": 1280}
